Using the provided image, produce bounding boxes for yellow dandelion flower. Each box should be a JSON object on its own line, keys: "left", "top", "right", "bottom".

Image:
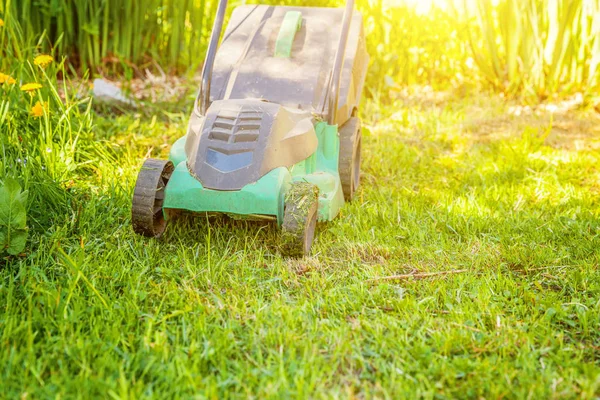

{"left": 0, "top": 18, "right": 4, "bottom": 27}
{"left": 0, "top": 73, "right": 16, "bottom": 85}
{"left": 30, "top": 101, "right": 48, "bottom": 118}
{"left": 20, "top": 83, "right": 43, "bottom": 94}
{"left": 34, "top": 54, "right": 54, "bottom": 68}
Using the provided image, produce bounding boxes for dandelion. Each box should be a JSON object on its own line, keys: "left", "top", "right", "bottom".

{"left": 20, "top": 82, "right": 42, "bottom": 95}
{"left": 34, "top": 54, "right": 54, "bottom": 68}
{"left": 0, "top": 72, "right": 16, "bottom": 85}
{"left": 30, "top": 101, "right": 48, "bottom": 118}
{"left": 0, "top": 18, "right": 4, "bottom": 27}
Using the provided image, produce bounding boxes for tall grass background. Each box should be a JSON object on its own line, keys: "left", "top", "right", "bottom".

{"left": 2, "top": 0, "right": 598, "bottom": 99}
{"left": 467, "top": 0, "right": 600, "bottom": 98}
{"left": 2, "top": 0, "right": 217, "bottom": 73}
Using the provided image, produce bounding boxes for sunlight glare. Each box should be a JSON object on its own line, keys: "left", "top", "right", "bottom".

{"left": 386, "top": 0, "right": 449, "bottom": 14}
{"left": 385, "top": 0, "right": 480, "bottom": 15}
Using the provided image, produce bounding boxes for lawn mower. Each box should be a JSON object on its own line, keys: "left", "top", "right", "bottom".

{"left": 132, "top": 0, "right": 369, "bottom": 256}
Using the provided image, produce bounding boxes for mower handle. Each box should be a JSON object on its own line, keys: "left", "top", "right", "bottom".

{"left": 197, "top": 0, "right": 228, "bottom": 115}
{"left": 197, "top": 0, "right": 354, "bottom": 123}
{"left": 327, "top": 0, "right": 354, "bottom": 125}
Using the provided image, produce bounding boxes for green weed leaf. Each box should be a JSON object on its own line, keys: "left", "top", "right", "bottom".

{"left": 6, "top": 230, "right": 27, "bottom": 255}
{"left": 0, "top": 178, "right": 29, "bottom": 255}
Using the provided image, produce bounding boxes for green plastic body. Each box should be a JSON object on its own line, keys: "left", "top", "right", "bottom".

{"left": 163, "top": 122, "right": 344, "bottom": 224}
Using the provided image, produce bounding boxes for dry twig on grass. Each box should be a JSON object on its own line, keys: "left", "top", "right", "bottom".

{"left": 367, "top": 269, "right": 468, "bottom": 282}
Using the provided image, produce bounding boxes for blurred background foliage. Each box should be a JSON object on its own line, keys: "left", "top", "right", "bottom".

{"left": 1, "top": 0, "right": 598, "bottom": 101}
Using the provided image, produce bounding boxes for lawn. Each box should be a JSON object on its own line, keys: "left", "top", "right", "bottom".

{"left": 2, "top": 0, "right": 600, "bottom": 398}
{"left": 1, "top": 79, "right": 600, "bottom": 397}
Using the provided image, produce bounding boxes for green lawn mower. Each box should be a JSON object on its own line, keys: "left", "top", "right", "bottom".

{"left": 132, "top": 0, "right": 369, "bottom": 256}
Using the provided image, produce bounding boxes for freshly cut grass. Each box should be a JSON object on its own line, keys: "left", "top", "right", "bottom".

{"left": 1, "top": 84, "right": 599, "bottom": 397}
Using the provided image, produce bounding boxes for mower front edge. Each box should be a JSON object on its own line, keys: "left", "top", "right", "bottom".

{"left": 163, "top": 162, "right": 291, "bottom": 224}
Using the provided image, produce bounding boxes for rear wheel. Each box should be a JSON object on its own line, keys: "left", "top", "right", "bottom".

{"left": 132, "top": 158, "right": 174, "bottom": 237}
{"left": 338, "top": 117, "right": 362, "bottom": 201}
{"left": 281, "top": 182, "right": 319, "bottom": 257}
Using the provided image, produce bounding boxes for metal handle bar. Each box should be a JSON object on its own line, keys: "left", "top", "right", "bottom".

{"left": 327, "top": 0, "right": 354, "bottom": 125}
{"left": 197, "top": 0, "right": 228, "bottom": 115}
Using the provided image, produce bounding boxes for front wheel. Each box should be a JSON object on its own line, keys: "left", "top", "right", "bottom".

{"left": 132, "top": 158, "right": 174, "bottom": 238}
{"left": 281, "top": 182, "right": 319, "bottom": 257}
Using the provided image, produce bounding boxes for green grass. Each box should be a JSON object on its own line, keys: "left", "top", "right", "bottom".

{"left": 1, "top": 80, "right": 600, "bottom": 397}
{"left": 1, "top": 0, "right": 600, "bottom": 397}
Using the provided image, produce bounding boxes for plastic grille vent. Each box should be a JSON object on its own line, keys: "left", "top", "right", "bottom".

{"left": 208, "top": 109, "right": 263, "bottom": 144}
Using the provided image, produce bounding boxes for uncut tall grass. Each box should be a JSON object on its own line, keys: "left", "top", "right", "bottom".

{"left": 466, "top": 0, "right": 600, "bottom": 98}
{"left": 1, "top": 0, "right": 217, "bottom": 73}
{"left": 1, "top": 0, "right": 599, "bottom": 97}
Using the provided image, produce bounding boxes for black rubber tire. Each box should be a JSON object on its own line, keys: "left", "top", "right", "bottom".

{"left": 132, "top": 158, "right": 174, "bottom": 238}
{"left": 338, "top": 117, "right": 362, "bottom": 202}
{"left": 281, "top": 182, "right": 319, "bottom": 257}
